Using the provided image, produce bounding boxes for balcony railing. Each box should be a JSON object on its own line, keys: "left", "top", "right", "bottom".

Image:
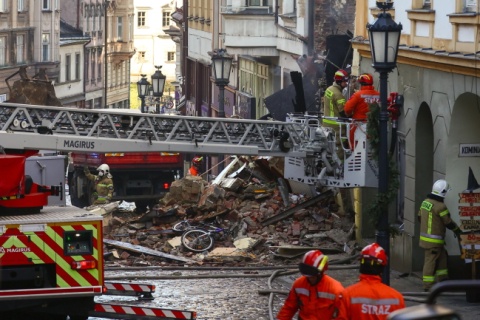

{"left": 221, "top": 5, "right": 273, "bottom": 14}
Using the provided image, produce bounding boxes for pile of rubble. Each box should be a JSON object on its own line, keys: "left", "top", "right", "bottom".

{"left": 99, "top": 157, "right": 357, "bottom": 267}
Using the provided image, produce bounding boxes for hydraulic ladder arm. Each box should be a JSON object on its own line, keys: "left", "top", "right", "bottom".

{"left": 0, "top": 103, "right": 306, "bottom": 157}
{"left": 0, "top": 103, "right": 379, "bottom": 188}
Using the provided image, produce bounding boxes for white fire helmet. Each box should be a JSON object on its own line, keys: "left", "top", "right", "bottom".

{"left": 97, "top": 164, "right": 110, "bottom": 176}
{"left": 432, "top": 179, "right": 450, "bottom": 198}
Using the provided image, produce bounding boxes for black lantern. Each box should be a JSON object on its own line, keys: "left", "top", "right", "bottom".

{"left": 151, "top": 65, "right": 166, "bottom": 97}
{"left": 151, "top": 66, "right": 166, "bottom": 113}
{"left": 137, "top": 74, "right": 150, "bottom": 113}
{"left": 367, "top": 1, "right": 402, "bottom": 71}
{"left": 211, "top": 49, "right": 233, "bottom": 117}
{"left": 366, "top": 1, "right": 402, "bottom": 286}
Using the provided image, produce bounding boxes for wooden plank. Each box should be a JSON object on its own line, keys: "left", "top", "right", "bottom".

{"left": 103, "top": 239, "right": 194, "bottom": 263}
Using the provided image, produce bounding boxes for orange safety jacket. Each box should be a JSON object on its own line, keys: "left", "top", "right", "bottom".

{"left": 344, "top": 86, "right": 379, "bottom": 120}
{"left": 188, "top": 166, "right": 199, "bottom": 176}
{"left": 277, "top": 274, "right": 344, "bottom": 320}
{"left": 335, "top": 274, "right": 405, "bottom": 320}
{"left": 418, "top": 195, "right": 459, "bottom": 249}
{"left": 344, "top": 86, "right": 380, "bottom": 149}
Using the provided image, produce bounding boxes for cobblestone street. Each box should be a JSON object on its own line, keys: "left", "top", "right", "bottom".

{"left": 97, "top": 266, "right": 480, "bottom": 320}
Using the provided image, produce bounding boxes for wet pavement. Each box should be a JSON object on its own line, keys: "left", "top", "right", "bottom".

{"left": 95, "top": 265, "right": 480, "bottom": 320}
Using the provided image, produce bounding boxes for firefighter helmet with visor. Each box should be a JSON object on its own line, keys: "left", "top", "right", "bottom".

{"left": 358, "top": 73, "right": 374, "bottom": 86}
{"left": 334, "top": 69, "right": 349, "bottom": 82}
{"left": 192, "top": 156, "right": 203, "bottom": 165}
{"left": 298, "top": 250, "right": 329, "bottom": 276}
{"left": 361, "top": 243, "right": 387, "bottom": 267}
{"left": 97, "top": 164, "right": 110, "bottom": 177}
{"left": 432, "top": 179, "right": 450, "bottom": 198}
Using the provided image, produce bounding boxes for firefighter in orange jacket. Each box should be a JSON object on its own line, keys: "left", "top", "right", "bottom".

{"left": 335, "top": 243, "right": 405, "bottom": 320}
{"left": 344, "top": 73, "right": 379, "bottom": 149}
{"left": 188, "top": 156, "right": 203, "bottom": 176}
{"left": 277, "top": 250, "right": 344, "bottom": 320}
{"left": 418, "top": 179, "right": 461, "bottom": 291}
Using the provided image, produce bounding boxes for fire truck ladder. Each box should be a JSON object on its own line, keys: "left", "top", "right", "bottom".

{"left": 0, "top": 103, "right": 311, "bottom": 157}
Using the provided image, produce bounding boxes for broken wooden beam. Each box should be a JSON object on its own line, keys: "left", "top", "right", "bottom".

{"left": 260, "top": 190, "right": 334, "bottom": 226}
{"left": 103, "top": 238, "right": 194, "bottom": 263}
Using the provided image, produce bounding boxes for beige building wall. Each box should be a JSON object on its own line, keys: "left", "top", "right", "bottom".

{"left": 105, "top": 0, "right": 135, "bottom": 109}
{"left": 352, "top": 0, "right": 480, "bottom": 274}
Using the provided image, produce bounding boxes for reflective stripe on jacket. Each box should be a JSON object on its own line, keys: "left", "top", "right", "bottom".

{"left": 323, "top": 83, "right": 346, "bottom": 120}
{"left": 85, "top": 172, "right": 113, "bottom": 199}
{"left": 277, "top": 274, "right": 344, "bottom": 320}
{"left": 335, "top": 274, "right": 405, "bottom": 320}
{"left": 418, "top": 197, "right": 455, "bottom": 249}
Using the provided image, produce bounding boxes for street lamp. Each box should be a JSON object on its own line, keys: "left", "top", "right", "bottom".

{"left": 137, "top": 74, "right": 150, "bottom": 113}
{"left": 211, "top": 48, "right": 233, "bottom": 117}
{"left": 367, "top": 0, "right": 402, "bottom": 285}
{"left": 151, "top": 66, "right": 166, "bottom": 113}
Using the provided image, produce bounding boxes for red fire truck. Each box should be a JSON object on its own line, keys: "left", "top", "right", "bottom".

{"left": 69, "top": 151, "right": 183, "bottom": 211}
{"left": 0, "top": 149, "right": 195, "bottom": 319}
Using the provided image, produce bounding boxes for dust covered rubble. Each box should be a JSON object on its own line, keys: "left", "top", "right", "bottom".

{"left": 101, "top": 157, "right": 356, "bottom": 267}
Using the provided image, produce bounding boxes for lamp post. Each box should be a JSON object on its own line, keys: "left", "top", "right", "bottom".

{"left": 211, "top": 49, "right": 233, "bottom": 118}
{"left": 151, "top": 65, "right": 166, "bottom": 114}
{"left": 367, "top": 1, "right": 402, "bottom": 285}
{"left": 137, "top": 74, "right": 150, "bottom": 113}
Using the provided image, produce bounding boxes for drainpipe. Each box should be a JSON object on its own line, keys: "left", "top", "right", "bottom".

{"left": 274, "top": 0, "right": 278, "bottom": 25}
{"left": 308, "top": 0, "right": 314, "bottom": 55}
{"left": 104, "top": 2, "right": 108, "bottom": 108}
{"left": 183, "top": 0, "right": 188, "bottom": 104}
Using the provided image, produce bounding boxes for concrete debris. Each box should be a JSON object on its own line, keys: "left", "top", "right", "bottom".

{"left": 101, "top": 156, "right": 356, "bottom": 267}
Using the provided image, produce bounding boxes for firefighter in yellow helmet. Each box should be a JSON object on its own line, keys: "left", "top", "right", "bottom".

{"left": 323, "top": 69, "right": 349, "bottom": 161}
{"left": 418, "top": 179, "right": 461, "bottom": 291}
{"left": 84, "top": 164, "right": 114, "bottom": 205}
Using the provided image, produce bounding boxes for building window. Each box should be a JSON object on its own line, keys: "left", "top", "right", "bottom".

{"left": 464, "top": 0, "right": 477, "bottom": 12}
{"left": 42, "top": 33, "right": 50, "bottom": 62}
{"left": 117, "top": 16, "right": 123, "bottom": 41}
{"left": 65, "top": 54, "right": 71, "bottom": 81}
{"left": 91, "top": 49, "right": 95, "bottom": 82}
{"left": 162, "top": 11, "right": 171, "bottom": 27}
{"left": 42, "top": 0, "right": 50, "bottom": 10}
{"left": 138, "top": 11, "right": 146, "bottom": 27}
{"left": 75, "top": 53, "right": 80, "bottom": 80}
{"left": 129, "top": 15, "right": 133, "bottom": 41}
{"left": 167, "top": 52, "right": 175, "bottom": 61}
{"left": 97, "top": 49, "right": 102, "bottom": 80}
{"left": 0, "top": 0, "right": 7, "bottom": 12}
{"left": 0, "top": 36, "right": 6, "bottom": 65}
{"left": 93, "top": 6, "right": 97, "bottom": 31}
{"left": 138, "top": 51, "right": 146, "bottom": 62}
{"left": 16, "top": 35, "right": 25, "bottom": 63}
{"left": 18, "top": 0, "right": 24, "bottom": 11}
{"left": 247, "top": 0, "right": 268, "bottom": 6}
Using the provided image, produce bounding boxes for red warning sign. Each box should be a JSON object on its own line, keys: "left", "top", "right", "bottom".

{"left": 459, "top": 206, "right": 480, "bottom": 217}
{"left": 459, "top": 193, "right": 480, "bottom": 203}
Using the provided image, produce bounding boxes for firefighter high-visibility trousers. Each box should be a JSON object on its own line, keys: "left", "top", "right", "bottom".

{"left": 422, "top": 247, "right": 448, "bottom": 290}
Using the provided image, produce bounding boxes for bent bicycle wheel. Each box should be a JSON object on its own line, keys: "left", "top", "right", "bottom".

{"left": 181, "top": 229, "right": 214, "bottom": 252}
{"left": 172, "top": 220, "right": 189, "bottom": 233}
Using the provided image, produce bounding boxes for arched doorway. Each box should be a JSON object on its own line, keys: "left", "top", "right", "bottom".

{"left": 446, "top": 93, "right": 480, "bottom": 261}
{"left": 413, "top": 102, "right": 434, "bottom": 271}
